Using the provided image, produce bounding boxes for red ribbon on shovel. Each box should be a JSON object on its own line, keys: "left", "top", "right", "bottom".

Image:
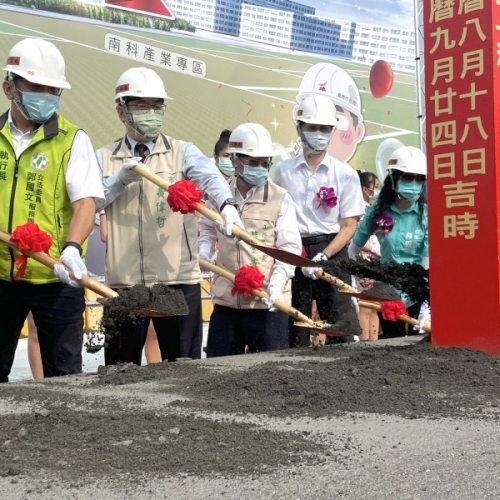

{"left": 10, "top": 222, "right": 53, "bottom": 278}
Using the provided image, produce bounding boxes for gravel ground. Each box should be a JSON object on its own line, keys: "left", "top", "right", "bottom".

{"left": 1, "top": 336, "right": 500, "bottom": 500}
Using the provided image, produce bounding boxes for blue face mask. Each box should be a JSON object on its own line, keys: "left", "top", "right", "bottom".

{"left": 218, "top": 157, "right": 235, "bottom": 176}
{"left": 397, "top": 181, "right": 423, "bottom": 202}
{"left": 241, "top": 165, "right": 269, "bottom": 186}
{"left": 22, "top": 91, "right": 60, "bottom": 123}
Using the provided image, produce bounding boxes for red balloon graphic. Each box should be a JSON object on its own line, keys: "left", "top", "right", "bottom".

{"left": 369, "top": 60, "right": 394, "bottom": 98}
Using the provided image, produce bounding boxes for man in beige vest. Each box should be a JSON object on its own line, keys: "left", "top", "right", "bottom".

{"left": 96, "top": 67, "right": 243, "bottom": 365}
{"left": 199, "top": 123, "right": 302, "bottom": 356}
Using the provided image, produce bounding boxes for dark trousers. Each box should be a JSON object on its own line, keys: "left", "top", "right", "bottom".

{"left": 378, "top": 302, "right": 421, "bottom": 338}
{"left": 290, "top": 234, "right": 353, "bottom": 347}
{"left": 206, "top": 305, "right": 289, "bottom": 358}
{"left": 0, "top": 279, "right": 85, "bottom": 382}
{"left": 104, "top": 283, "right": 202, "bottom": 365}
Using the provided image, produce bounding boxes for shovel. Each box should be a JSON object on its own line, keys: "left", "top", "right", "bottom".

{"left": 133, "top": 166, "right": 402, "bottom": 303}
{"left": 358, "top": 299, "right": 431, "bottom": 333}
{"left": 199, "top": 258, "right": 345, "bottom": 337}
{"left": 133, "top": 164, "right": 314, "bottom": 268}
{"left": 0, "top": 229, "right": 172, "bottom": 317}
{"left": 313, "top": 268, "right": 395, "bottom": 302}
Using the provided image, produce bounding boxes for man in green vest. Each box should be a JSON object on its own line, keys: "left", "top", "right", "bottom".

{"left": 0, "top": 38, "right": 104, "bottom": 382}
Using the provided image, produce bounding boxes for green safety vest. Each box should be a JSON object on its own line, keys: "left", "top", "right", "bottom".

{"left": 0, "top": 111, "right": 81, "bottom": 283}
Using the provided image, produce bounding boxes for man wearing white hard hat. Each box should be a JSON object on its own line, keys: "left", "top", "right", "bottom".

{"left": 296, "top": 62, "right": 365, "bottom": 163}
{"left": 274, "top": 95, "right": 365, "bottom": 347}
{"left": 199, "top": 123, "right": 302, "bottom": 356}
{"left": 96, "top": 67, "right": 243, "bottom": 365}
{"left": 0, "top": 38, "right": 104, "bottom": 382}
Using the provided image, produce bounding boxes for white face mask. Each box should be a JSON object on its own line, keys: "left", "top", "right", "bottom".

{"left": 302, "top": 131, "right": 331, "bottom": 153}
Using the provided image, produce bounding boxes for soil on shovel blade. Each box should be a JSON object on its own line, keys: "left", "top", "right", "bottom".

{"left": 324, "top": 257, "right": 430, "bottom": 304}
{"left": 100, "top": 283, "right": 189, "bottom": 337}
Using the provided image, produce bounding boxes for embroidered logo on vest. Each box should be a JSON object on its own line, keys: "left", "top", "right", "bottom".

{"left": 31, "top": 153, "right": 49, "bottom": 171}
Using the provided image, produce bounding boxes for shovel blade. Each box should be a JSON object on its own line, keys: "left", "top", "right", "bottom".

{"left": 338, "top": 290, "right": 393, "bottom": 302}
{"left": 138, "top": 308, "right": 187, "bottom": 318}
{"left": 252, "top": 244, "right": 316, "bottom": 267}
{"left": 293, "top": 321, "right": 345, "bottom": 337}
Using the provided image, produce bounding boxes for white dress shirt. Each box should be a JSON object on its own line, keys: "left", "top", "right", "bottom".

{"left": 8, "top": 112, "right": 104, "bottom": 205}
{"left": 273, "top": 153, "right": 365, "bottom": 237}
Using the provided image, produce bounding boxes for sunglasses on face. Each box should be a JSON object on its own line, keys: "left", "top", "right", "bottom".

{"left": 400, "top": 173, "right": 426, "bottom": 183}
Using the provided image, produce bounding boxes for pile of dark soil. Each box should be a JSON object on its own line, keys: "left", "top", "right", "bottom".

{"left": 1, "top": 342, "right": 500, "bottom": 484}
{"left": 91, "top": 343, "right": 500, "bottom": 421}
{"left": 0, "top": 387, "right": 330, "bottom": 481}
{"left": 325, "top": 257, "right": 430, "bottom": 304}
{"left": 169, "top": 344, "right": 500, "bottom": 420}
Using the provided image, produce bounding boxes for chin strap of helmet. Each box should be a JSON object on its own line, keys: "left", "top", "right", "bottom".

{"left": 7, "top": 75, "right": 31, "bottom": 122}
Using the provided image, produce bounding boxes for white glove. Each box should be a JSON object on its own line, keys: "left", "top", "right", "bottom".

{"left": 261, "top": 287, "right": 284, "bottom": 312}
{"left": 215, "top": 205, "right": 245, "bottom": 237}
{"left": 413, "top": 301, "right": 431, "bottom": 333}
{"left": 348, "top": 242, "right": 362, "bottom": 260}
{"left": 53, "top": 246, "right": 87, "bottom": 288}
{"left": 198, "top": 242, "right": 215, "bottom": 266}
{"left": 118, "top": 157, "right": 142, "bottom": 186}
{"left": 421, "top": 256, "right": 429, "bottom": 270}
{"left": 301, "top": 252, "right": 327, "bottom": 280}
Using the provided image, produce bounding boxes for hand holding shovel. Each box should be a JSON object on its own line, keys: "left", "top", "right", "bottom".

{"left": 0, "top": 229, "right": 174, "bottom": 317}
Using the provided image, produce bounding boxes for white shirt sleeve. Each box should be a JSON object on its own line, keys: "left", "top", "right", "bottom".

{"left": 198, "top": 199, "right": 218, "bottom": 256}
{"left": 271, "top": 192, "right": 303, "bottom": 281}
{"left": 338, "top": 168, "right": 365, "bottom": 220}
{"left": 182, "top": 143, "right": 234, "bottom": 210}
{"left": 66, "top": 130, "right": 104, "bottom": 206}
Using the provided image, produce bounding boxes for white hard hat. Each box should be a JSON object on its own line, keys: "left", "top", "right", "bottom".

{"left": 294, "top": 95, "right": 337, "bottom": 126}
{"left": 296, "top": 62, "right": 362, "bottom": 121}
{"left": 115, "top": 67, "right": 169, "bottom": 102}
{"left": 229, "top": 123, "right": 276, "bottom": 157}
{"left": 3, "top": 38, "right": 71, "bottom": 89}
{"left": 387, "top": 146, "right": 427, "bottom": 176}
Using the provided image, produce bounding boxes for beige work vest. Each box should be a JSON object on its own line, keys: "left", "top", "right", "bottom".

{"left": 100, "top": 134, "right": 201, "bottom": 287}
{"left": 213, "top": 180, "right": 291, "bottom": 309}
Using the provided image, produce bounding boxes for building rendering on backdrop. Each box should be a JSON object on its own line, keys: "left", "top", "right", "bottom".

{"left": 77, "top": 0, "right": 417, "bottom": 72}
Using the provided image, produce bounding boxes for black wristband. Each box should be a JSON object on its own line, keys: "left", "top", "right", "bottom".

{"left": 220, "top": 197, "right": 239, "bottom": 212}
{"left": 62, "top": 241, "right": 83, "bottom": 256}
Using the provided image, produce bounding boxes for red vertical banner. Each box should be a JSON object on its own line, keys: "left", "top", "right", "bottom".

{"left": 424, "top": 0, "right": 500, "bottom": 354}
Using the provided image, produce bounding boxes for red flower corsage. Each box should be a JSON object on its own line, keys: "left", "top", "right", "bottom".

{"left": 373, "top": 213, "right": 394, "bottom": 235}
{"left": 167, "top": 180, "right": 203, "bottom": 214}
{"left": 231, "top": 265, "right": 265, "bottom": 298}
{"left": 10, "top": 221, "right": 53, "bottom": 279}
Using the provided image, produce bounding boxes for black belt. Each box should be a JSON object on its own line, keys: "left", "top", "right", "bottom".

{"left": 301, "top": 233, "right": 337, "bottom": 245}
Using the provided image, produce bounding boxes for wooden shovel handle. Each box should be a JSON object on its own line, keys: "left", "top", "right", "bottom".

{"left": 133, "top": 164, "right": 285, "bottom": 250}
{"left": 358, "top": 299, "right": 431, "bottom": 333}
{"left": 0, "top": 229, "right": 118, "bottom": 299}
{"left": 199, "top": 258, "right": 318, "bottom": 326}
{"left": 315, "top": 269, "right": 357, "bottom": 293}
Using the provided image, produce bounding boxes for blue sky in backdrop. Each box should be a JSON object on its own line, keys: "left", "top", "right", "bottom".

{"left": 307, "top": 0, "right": 416, "bottom": 29}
